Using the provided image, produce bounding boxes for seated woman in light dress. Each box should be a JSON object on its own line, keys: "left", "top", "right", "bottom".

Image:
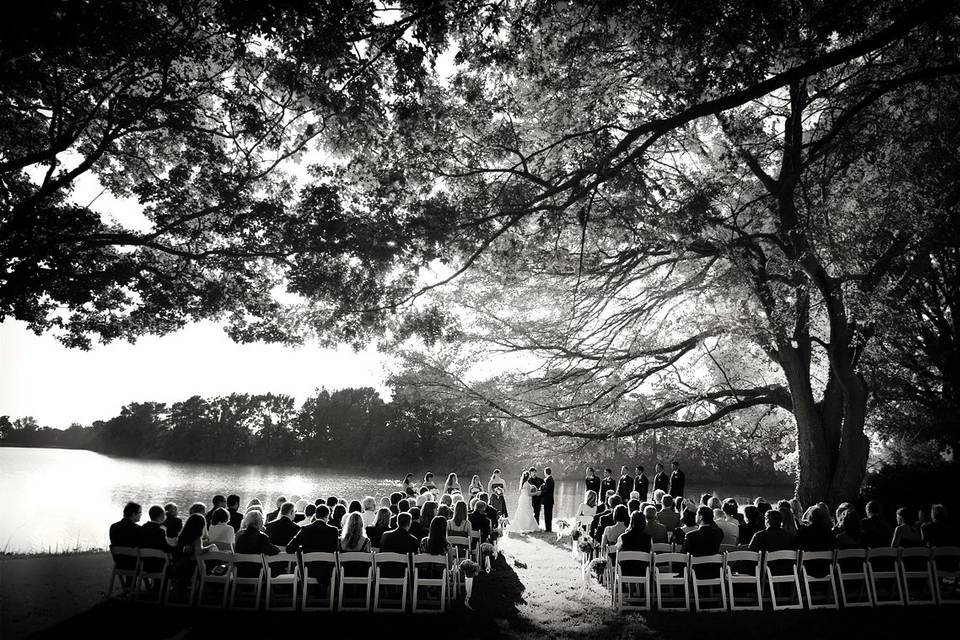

{"left": 577, "top": 490, "right": 599, "bottom": 529}
{"left": 206, "top": 507, "right": 235, "bottom": 551}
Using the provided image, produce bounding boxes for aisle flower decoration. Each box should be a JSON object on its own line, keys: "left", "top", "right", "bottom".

{"left": 571, "top": 528, "right": 583, "bottom": 541}
{"left": 459, "top": 559, "right": 481, "bottom": 578}
{"left": 577, "top": 538, "right": 595, "bottom": 555}
{"left": 588, "top": 557, "right": 608, "bottom": 583}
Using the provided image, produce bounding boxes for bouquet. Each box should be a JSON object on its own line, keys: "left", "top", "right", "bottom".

{"left": 459, "top": 559, "right": 481, "bottom": 578}
{"left": 488, "top": 530, "right": 501, "bottom": 543}
{"left": 571, "top": 528, "right": 583, "bottom": 541}
{"left": 578, "top": 538, "right": 596, "bottom": 555}
{"left": 480, "top": 542, "right": 495, "bottom": 555}
{"left": 588, "top": 557, "right": 608, "bottom": 583}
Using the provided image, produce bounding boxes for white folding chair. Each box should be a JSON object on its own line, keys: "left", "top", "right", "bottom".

{"left": 725, "top": 550, "right": 762, "bottom": 611}
{"left": 448, "top": 536, "right": 470, "bottom": 600}
{"left": 932, "top": 546, "right": 960, "bottom": 605}
{"left": 300, "top": 552, "right": 337, "bottom": 611}
{"left": 719, "top": 544, "right": 738, "bottom": 554}
{"left": 412, "top": 553, "right": 448, "bottom": 613}
{"left": 615, "top": 551, "right": 652, "bottom": 611}
{"left": 374, "top": 552, "right": 410, "bottom": 613}
{"left": 338, "top": 551, "right": 374, "bottom": 611}
{"left": 134, "top": 549, "right": 169, "bottom": 604}
{"left": 690, "top": 554, "right": 727, "bottom": 612}
{"left": 835, "top": 548, "right": 872, "bottom": 607}
{"left": 653, "top": 552, "right": 690, "bottom": 611}
{"left": 107, "top": 546, "right": 139, "bottom": 599}
{"left": 899, "top": 547, "right": 935, "bottom": 605}
{"left": 263, "top": 552, "right": 299, "bottom": 611}
{"left": 800, "top": 550, "right": 838, "bottom": 609}
{"left": 196, "top": 550, "right": 233, "bottom": 608}
{"left": 576, "top": 515, "right": 594, "bottom": 531}
{"left": 229, "top": 553, "right": 265, "bottom": 610}
{"left": 867, "top": 547, "right": 904, "bottom": 606}
{"left": 469, "top": 531, "right": 482, "bottom": 563}
{"left": 763, "top": 550, "right": 803, "bottom": 610}
{"left": 652, "top": 542, "right": 674, "bottom": 554}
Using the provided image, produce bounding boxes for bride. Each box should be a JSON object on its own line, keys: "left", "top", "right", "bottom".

{"left": 508, "top": 471, "right": 540, "bottom": 533}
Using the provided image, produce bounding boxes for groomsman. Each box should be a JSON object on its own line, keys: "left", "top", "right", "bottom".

{"left": 634, "top": 465, "right": 649, "bottom": 501}
{"left": 600, "top": 468, "right": 617, "bottom": 502}
{"left": 528, "top": 467, "right": 545, "bottom": 524}
{"left": 669, "top": 460, "right": 686, "bottom": 498}
{"left": 541, "top": 468, "right": 556, "bottom": 532}
{"left": 653, "top": 462, "right": 669, "bottom": 494}
{"left": 616, "top": 465, "right": 634, "bottom": 502}
{"left": 585, "top": 467, "right": 601, "bottom": 498}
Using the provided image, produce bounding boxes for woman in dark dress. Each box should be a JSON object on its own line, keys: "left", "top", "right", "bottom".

{"left": 365, "top": 507, "right": 391, "bottom": 549}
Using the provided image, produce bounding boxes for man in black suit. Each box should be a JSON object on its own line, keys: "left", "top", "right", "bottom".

{"left": 226, "top": 494, "right": 243, "bottom": 532}
{"left": 599, "top": 468, "right": 617, "bottom": 503}
{"left": 469, "top": 500, "right": 492, "bottom": 542}
{"left": 207, "top": 494, "right": 226, "bottom": 526}
{"left": 668, "top": 460, "right": 685, "bottom": 498}
{"left": 266, "top": 496, "right": 286, "bottom": 523}
{"left": 163, "top": 503, "right": 182, "bottom": 542}
{"left": 541, "top": 468, "right": 556, "bottom": 532}
{"left": 478, "top": 492, "right": 499, "bottom": 526}
{"left": 616, "top": 465, "right": 634, "bottom": 502}
{"left": 634, "top": 465, "right": 649, "bottom": 501}
{"left": 266, "top": 502, "right": 300, "bottom": 546}
{"left": 109, "top": 501, "right": 142, "bottom": 581}
{"left": 861, "top": 500, "right": 893, "bottom": 547}
{"left": 682, "top": 507, "right": 725, "bottom": 577}
{"left": 286, "top": 504, "right": 338, "bottom": 582}
{"left": 527, "top": 467, "right": 544, "bottom": 524}
{"left": 139, "top": 505, "right": 175, "bottom": 577}
{"left": 408, "top": 507, "right": 426, "bottom": 542}
{"left": 379, "top": 512, "right": 419, "bottom": 578}
{"left": 747, "top": 509, "right": 796, "bottom": 553}
{"left": 584, "top": 467, "right": 601, "bottom": 498}
{"left": 653, "top": 462, "right": 669, "bottom": 494}
{"left": 591, "top": 495, "right": 622, "bottom": 540}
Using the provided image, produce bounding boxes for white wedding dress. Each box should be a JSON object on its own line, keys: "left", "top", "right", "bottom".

{"left": 508, "top": 482, "right": 540, "bottom": 533}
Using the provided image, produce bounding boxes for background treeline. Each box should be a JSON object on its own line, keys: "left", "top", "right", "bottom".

{"left": 0, "top": 385, "right": 793, "bottom": 486}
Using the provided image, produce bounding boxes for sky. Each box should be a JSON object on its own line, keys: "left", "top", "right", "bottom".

{"left": 0, "top": 318, "right": 389, "bottom": 427}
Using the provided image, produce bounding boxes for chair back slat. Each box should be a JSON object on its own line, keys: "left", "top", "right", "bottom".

{"left": 413, "top": 553, "right": 448, "bottom": 566}
{"left": 616, "top": 551, "right": 651, "bottom": 563}
{"left": 726, "top": 551, "right": 761, "bottom": 563}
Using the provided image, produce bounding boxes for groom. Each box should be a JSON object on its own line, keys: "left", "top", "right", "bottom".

{"left": 528, "top": 467, "right": 544, "bottom": 525}
{"left": 541, "top": 468, "right": 555, "bottom": 532}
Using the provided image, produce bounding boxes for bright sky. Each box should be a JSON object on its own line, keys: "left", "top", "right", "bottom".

{"left": 0, "top": 318, "right": 390, "bottom": 427}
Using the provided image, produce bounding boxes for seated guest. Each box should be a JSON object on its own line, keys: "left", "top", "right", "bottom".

{"left": 226, "top": 495, "right": 243, "bottom": 532}
{"left": 592, "top": 495, "right": 622, "bottom": 540}
{"left": 207, "top": 507, "right": 236, "bottom": 550}
{"left": 892, "top": 507, "right": 924, "bottom": 547}
{"left": 235, "top": 511, "right": 280, "bottom": 576}
{"left": 707, "top": 496, "right": 722, "bottom": 511}
{"left": 379, "top": 512, "right": 420, "bottom": 577}
{"left": 109, "top": 501, "right": 142, "bottom": 583}
{"left": 778, "top": 500, "right": 799, "bottom": 537}
{"left": 651, "top": 489, "right": 666, "bottom": 509}
{"left": 468, "top": 500, "right": 492, "bottom": 543}
{"left": 448, "top": 501, "right": 473, "bottom": 536}
{"left": 266, "top": 502, "right": 300, "bottom": 546}
{"left": 266, "top": 496, "right": 286, "bottom": 523}
{"left": 420, "top": 515, "right": 456, "bottom": 567}
{"left": 302, "top": 503, "right": 317, "bottom": 525}
{"left": 420, "top": 501, "right": 439, "bottom": 529}
{"left": 602, "top": 505, "right": 630, "bottom": 558}
{"left": 627, "top": 499, "right": 641, "bottom": 515}
{"left": 326, "top": 496, "right": 339, "bottom": 512}
{"left": 361, "top": 497, "right": 378, "bottom": 527}
{"left": 348, "top": 500, "right": 363, "bottom": 514}
{"left": 643, "top": 505, "right": 668, "bottom": 544}
{"left": 389, "top": 499, "right": 410, "bottom": 528}
{"left": 366, "top": 507, "right": 392, "bottom": 549}
{"left": 478, "top": 492, "right": 500, "bottom": 526}
{"left": 789, "top": 498, "right": 804, "bottom": 522}
{"left": 438, "top": 504, "right": 453, "bottom": 520}
{"left": 339, "top": 512, "right": 371, "bottom": 553}
{"left": 293, "top": 498, "right": 309, "bottom": 523}
{"left": 286, "top": 505, "right": 337, "bottom": 554}
{"left": 389, "top": 492, "right": 403, "bottom": 515}
{"left": 748, "top": 509, "right": 796, "bottom": 553}
{"left": 834, "top": 507, "right": 862, "bottom": 549}
{"left": 739, "top": 505, "right": 764, "bottom": 545}
{"left": 174, "top": 513, "right": 216, "bottom": 584}
{"left": 700, "top": 493, "right": 712, "bottom": 506}
{"left": 330, "top": 503, "right": 347, "bottom": 530}
{"left": 489, "top": 487, "right": 508, "bottom": 518}
{"left": 207, "top": 495, "right": 226, "bottom": 525}
{"left": 723, "top": 499, "right": 745, "bottom": 526}
{"left": 408, "top": 507, "right": 426, "bottom": 541}
{"left": 922, "top": 504, "right": 958, "bottom": 547}
{"left": 714, "top": 508, "right": 739, "bottom": 546}
{"left": 245, "top": 498, "right": 262, "bottom": 513}
{"left": 140, "top": 504, "right": 174, "bottom": 552}
{"left": 756, "top": 501, "right": 773, "bottom": 517}
{"left": 658, "top": 495, "right": 680, "bottom": 531}
{"left": 577, "top": 491, "right": 599, "bottom": 519}
{"left": 797, "top": 506, "right": 835, "bottom": 577}
{"left": 860, "top": 500, "right": 892, "bottom": 547}
{"left": 683, "top": 507, "right": 724, "bottom": 577}
{"left": 188, "top": 502, "right": 206, "bottom": 516}
{"left": 617, "top": 511, "right": 652, "bottom": 553}
{"left": 671, "top": 508, "right": 698, "bottom": 547}
{"left": 163, "top": 503, "right": 182, "bottom": 544}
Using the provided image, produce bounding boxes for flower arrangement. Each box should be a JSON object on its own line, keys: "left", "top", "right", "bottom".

{"left": 488, "top": 530, "right": 501, "bottom": 543}
{"left": 554, "top": 519, "right": 571, "bottom": 530}
{"left": 588, "top": 557, "right": 608, "bottom": 582}
{"left": 578, "top": 538, "right": 596, "bottom": 554}
{"left": 571, "top": 528, "right": 583, "bottom": 541}
{"left": 459, "top": 559, "right": 481, "bottom": 578}
{"left": 499, "top": 516, "right": 510, "bottom": 529}
{"left": 480, "top": 542, "right": 495, "bottom": 555}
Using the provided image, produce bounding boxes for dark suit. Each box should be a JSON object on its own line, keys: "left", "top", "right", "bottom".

{"left": 668, "top": 469, "right": 685, "bottom": 498}
{"left": 408, "top": 521, "right": 426, "bottom": 542}
{"left": 617, "top": 528, "right": 652, "bottom": 577}
{"left": 653, "top": 472, "right": 669, "bottom": 494}
{"left": 600, "top": 477, "right": 617, "bottom": 502}
{"left": 635, "top": 473, "right": 649, "bottom": 501}
{"left": 379, "top": 527, "right": 419, "bottom": 578}
{"left": 266, "top": 516, "right": 300, "bottom": 547}
{"left": 234, "top": 528, "right": 280, "bottom": 577}
{"left": 861, "top": 516, "right": 893, "bottom": 548}
{"left": 484, "top": 505, "right": 500, "bottom": 527}
{"left": 109, "top": 518, "right": 140, "bottom": 571}
{"left": 616, "top": 474, "right": 634, "bottom": 502}
{"left": 541, "top": 475, "right": 555, "bottom": 532}
{"left": 683, "top": 525, "right": 724, "bottom": 578}
{"left": 749, "top": 527, "right": 797, "bottom": 575}
{"left": 469, "top": 512, "right": 492, "bottom": 543}
{"left": 585, "top": 475, "right": 601, "bottom": 498}
{"left": 287, "top": 520, "right": 339, "bottom": 582}
{"left": 528, "top": 476, "right": 544, "bottom": 523}
{"left": 163, "top": 515, "right": 183, "bottom": 540}
{"left": 593, "top": 510, "right": 615, "bottom": 542}
{"left": 266, "top": 509, "right": 280, "bottom": 523}
{"left": 139, "top": 521, "right": 174, "bottom": 552}
{"left": 227, "top": 508, "right": 243, "bottom": 532}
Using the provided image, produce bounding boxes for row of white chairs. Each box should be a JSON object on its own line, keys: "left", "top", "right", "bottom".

{"left": 108, "top": 547, "right": 472, "bottom": 612}
{"left": 608, "top": 546, "right": 960, "bottom": 612}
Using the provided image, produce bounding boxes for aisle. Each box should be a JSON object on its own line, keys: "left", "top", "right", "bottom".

{"left": 493, "top": 530, "right": 656, "bottom": 639}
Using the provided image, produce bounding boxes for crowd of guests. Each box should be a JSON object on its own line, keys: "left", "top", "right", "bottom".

{"left": 578, "top": 487, "right": 960, "bottom": 575}
{"left": 109, "top": 471, "right": 512, "bottom": 592}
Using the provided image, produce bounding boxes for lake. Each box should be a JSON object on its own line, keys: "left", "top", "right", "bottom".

{"left": 0, "top": 447, "right": 793, "bottom": 553}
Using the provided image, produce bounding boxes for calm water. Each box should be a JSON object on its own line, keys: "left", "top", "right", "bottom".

{"left": 0, "top": 447, "right": 792, "bottom": 553}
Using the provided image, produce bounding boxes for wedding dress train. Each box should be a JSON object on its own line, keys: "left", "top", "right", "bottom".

{"left": 508, "top": 482, "right": 539, "bottom": 533}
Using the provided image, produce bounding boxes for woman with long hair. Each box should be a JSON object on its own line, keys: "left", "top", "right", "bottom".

{"left": 348, "top": 500, "right": 362, "bottom": 514}
{"left": 172, "top": 513, "right": 216, "bottom": 587}
{"left": 778, "top": 500, "right": 799, "bottom": 537}
{"left": 468, "top": 475, "right": 483, "bottom": 499}
{"left": 488, "top": 468, "right": 505, "bottom": 495}
{"left": 421, "top": 501, "right": 438, "bottom": 526}
{"left": 366, "top": 507, "right": 391, "bottom": 549}
{"left": 402, "top": 473, "right": 416, "bottom": 496}
{"left": 339, "top": 512, "right": 371, "bottom": 552}
{"left": 330, "top": 503, "right": 347, "bottom": 530}
{"left": 448, "top": 500, "right": 472, "bottom": 535}
{"left": 892, "top": 507, "right": 924, "bottom": 547}
{"left": 422, "top": 472, "right": 437, "bottom": 492}
{"left": 577, "top": 490, "right": 599, "bottom": 518}
{"left": 444, "top": 473, "right": 461, "bottom": 494}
